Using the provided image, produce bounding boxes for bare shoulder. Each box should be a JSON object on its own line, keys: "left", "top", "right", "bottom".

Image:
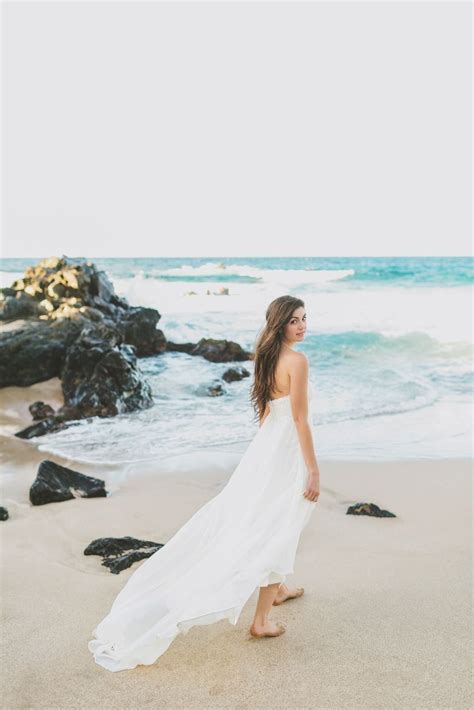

{"left": 286, "top": 351, "right": 309, "bottom": 383}
{"left": 288, "top": 350, "right": 309, "bottom": 369}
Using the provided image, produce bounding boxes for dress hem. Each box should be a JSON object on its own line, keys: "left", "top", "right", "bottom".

{"left": 88, "top": 566, "right": 293, "bottom": 672}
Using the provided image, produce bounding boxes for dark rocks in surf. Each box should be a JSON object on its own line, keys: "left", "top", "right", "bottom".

{"left": 59, "top": 322, "right": 153, "bottom": 419}
{"left": 164, "top": 341, "right": 195, "bottom": 355}
{"left": 346, "top": 502, "right": 396, "bottom": 518}
{"left": 166, "top": 337, "right": 252, "bottom": 363}
{"left": 29, "top": 401, "right": 56, "bottom": 420}
{"left": 119, "top": 306, "right": 167, "bottom": 357}
{"left": 14, "top": 322, "right": 154, "bottom": 438}
{"left": 207, "top": 365, "right": 250, "bottom": 394}
{"left": 0, "top": 506, "right": 9, "bottom": 521}
{"left": 207, "top": 381, "right": 225, "bottom": 396}
{"left": 0, "top": 255, "right": 167, "bottom": 367}
{"left": 15, "top": 416, "right": 72, "bottom": 440}
{"left": 222, "top": 365, "right": 251, "bottom": 382}
{"left": 84, "top": 535, "right": 164, "bottom": 574}
{"left": 0, "top": 318, "right": 84, "bottom": 387}
{"left": 29, "top": 459, "right": 108, "bottom": 506}
{"left": 0, "top": 289, "right": 50, "bottom": 320}
{"left": 191, "top": 338, "right": 252, "bottom": 362}
{"left": 0, "top": 256, "right": 158, "bottom": 435}
{"left": 1, "top": 256, "right": 253, "bottom": 439}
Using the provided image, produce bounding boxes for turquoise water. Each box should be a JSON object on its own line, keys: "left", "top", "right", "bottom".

{"left": 2, "top": 256, "right": 472, "bottom": 286}
{"left": 1, "top": 256, "right": 472, "bottom": 465}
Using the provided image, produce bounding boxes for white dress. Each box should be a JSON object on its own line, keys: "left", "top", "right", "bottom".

{"left": 88, "top": 390, "right": 316, "bottom": 672}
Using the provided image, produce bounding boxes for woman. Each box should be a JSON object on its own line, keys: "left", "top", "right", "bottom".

{"left": 88, "top": 295, "right": 321, "bottom": 672}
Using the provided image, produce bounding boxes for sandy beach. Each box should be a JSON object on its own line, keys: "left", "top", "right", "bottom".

{"left": 0, "top": 381, "right": 471, "bottom": 709}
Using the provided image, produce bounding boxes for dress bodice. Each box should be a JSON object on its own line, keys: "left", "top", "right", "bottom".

{"left": 268, "top": 388, "right": 313, "bottom": 419}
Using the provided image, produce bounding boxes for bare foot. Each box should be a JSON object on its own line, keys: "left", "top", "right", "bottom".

{"left": 249, "top": 620, "right": 287, "bottom": 638}
{"left": 272, "top": 584, "right": 304, "bottom": 606}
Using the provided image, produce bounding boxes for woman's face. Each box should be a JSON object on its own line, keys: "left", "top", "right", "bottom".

{"left": 283, "top": 307, "right": 306, "bottom": 344}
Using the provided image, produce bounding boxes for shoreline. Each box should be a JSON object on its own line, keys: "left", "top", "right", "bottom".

{"left": 0, "top": 373, "right": 471, "bottom": 495}
{"left": 2, "top": 423, "right": 472, "bottom": 503}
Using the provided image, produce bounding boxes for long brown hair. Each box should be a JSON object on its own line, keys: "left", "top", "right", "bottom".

{"left": 250, "top": 295, "right": 305, "bottom": 423}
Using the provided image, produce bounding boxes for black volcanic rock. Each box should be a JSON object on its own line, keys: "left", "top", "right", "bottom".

{"left": 167, "top": 337, "right": 252, "bottom": 362}
{"left": 165, "top": 341, "right": 195, "bottom": 355}
{"left": 346, "top": 502, "right": 396, "bottom": 518}
{"left": 1, "top": 256, "right": 255, "bottom": 440}
{"left": 119, "top": 307, "right": 167, "bottom": 357}
{"left": 1, "top": 257, "right": 158, "bottom": 435}
{"left": 191, "top": 338, "right": 252, "bottom": 362}
{"left": 29, "top": 460, "right": 108, "bottom": 505}
{"left": 0, "top": 255, "right": 126, "bottom": 321}
{"left": 15, "top": 416, "right": 71, "bottom": 440}
{"left": 207, "top": 382, "right": 225, "bottom": 396}
{"left": 0, "top": 255, "right": 168, "bottom": 360}
{"left": 0, "top": 291, "right": 50, "bottom": 320}
{"left": 29, "top": 401, "right": 56, "bottom": 420}
{"left": 84, "top": 535, "right": 164, "bottom": 574}
{"left": 58, "top": 323, "right": 153, "bottom": 419}
{"left": 222, "top": 366, "right": 251, "bottom": 382}
{"left": 0, "top": 318, "right": 84, "bottom": 387}
{"left": 12, "top": 321, "right": 153, "bottom": 437}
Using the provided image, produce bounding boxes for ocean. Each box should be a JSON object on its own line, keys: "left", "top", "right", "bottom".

{"left": 1, "top": 256, "right": 472, "bottom": 469}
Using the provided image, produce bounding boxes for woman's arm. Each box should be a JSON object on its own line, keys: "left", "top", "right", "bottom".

{"left": 288, "top": 353, "right": 321, "bottom": 480}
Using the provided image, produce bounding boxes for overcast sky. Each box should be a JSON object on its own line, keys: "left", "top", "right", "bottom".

{"left": 2, "top": 1, "right": 471, "bottom": 258}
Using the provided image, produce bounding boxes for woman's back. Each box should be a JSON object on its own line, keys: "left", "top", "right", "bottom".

{"left": 269, "top": 348, "right": 300, "bottom": 400}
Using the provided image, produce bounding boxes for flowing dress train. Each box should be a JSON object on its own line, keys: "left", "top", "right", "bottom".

{"left": 88, "top": 390, "right": 316, "bottom": 671}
